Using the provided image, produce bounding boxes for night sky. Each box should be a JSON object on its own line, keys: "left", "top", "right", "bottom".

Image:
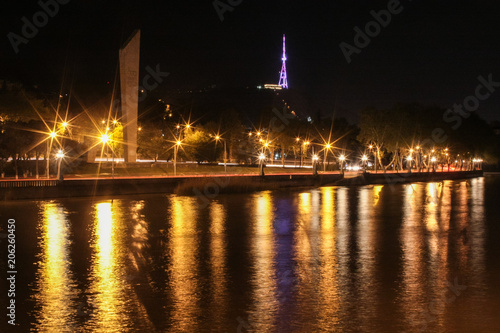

{"left": 2, "top": 0, "right": 500, "bottom": 123}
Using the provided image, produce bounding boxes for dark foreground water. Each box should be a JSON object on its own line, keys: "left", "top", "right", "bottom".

{"left": 1, "top": 176, "right": 500, "bottom": 332}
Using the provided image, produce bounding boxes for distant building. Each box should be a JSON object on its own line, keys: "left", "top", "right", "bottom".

{"left": 258, "top": 84, "right": 283, "bottom": 91}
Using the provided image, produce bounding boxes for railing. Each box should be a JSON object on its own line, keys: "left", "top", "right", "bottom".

{"left": 0, "top": 179, "right": 58, "bottom": 188}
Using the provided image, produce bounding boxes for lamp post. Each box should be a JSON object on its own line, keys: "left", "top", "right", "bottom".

{"left": 312, "top": 154, "right": 319, "bottom": 175}
{"left": 407, "top": 155, "right": 413, "bottom": 173}
{"left": 431, "top": 156, "right": 437, "bottom": 172}
{"left": 302, "top": 141, "right": 310, "bottom": 167}
{"left": 339, "top": 154, "right": 345, "bottom": 174}
{"left": 56, "top": 149, "right": 64, "bottom": 181}
{"left": 215, "top": 135, "right": 227, "bottom": 175}
{"left": 369, "top": 145, "right": 377, "bottom": 173}
{"left": 258, "top": 152, "right": 265, "bottom": 176}
{"left": 362, "top": 155, "right": 368, "bottom": 172}
{"left": 174, "top": 140, "right": 181, "bottom": 176}
{"left": 46, "top": 131, "right": 57, "bottom": 179}
{"left": 324, "top": 143, "right": 331, "bottom": 172}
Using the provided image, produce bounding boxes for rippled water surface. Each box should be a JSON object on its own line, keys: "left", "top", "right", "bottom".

{"left": 1, "top": 176, "right": 500, "bottom": 332}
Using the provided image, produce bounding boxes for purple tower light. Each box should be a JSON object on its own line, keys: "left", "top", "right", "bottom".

{"left": 278, "top": 34, "right": 288, "bottom": 89}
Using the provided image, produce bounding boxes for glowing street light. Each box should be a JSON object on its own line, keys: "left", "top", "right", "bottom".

{"left": 101, "top": 133, "right": 109, "bottom": 143}
{"left": 174, "top": 140, "right": 182, "bottom": 176}
{"left": 55, "top": 149, "right": 64, "bottom": 181}
{"left": 258, "top": 152, "right": 265, "bottom": 176}
{"left": 323, "top": 143, "right": 332, "bottom": 171}
{"left": 431, "top": 156, "right": 437, "bottom": 172}
{"left": 215, "top": 135, "right": 227, "bottom": 174}
{"left": 312, "top": 154, "right": 319, "bottom": 175}
{"left": 46, "top": 131, "right": 58, "bottom": 178}
{"left": 407, "top": 155, "right": 413, "bottom": 173}
{"left": 339, "top": 154, "right": 345, "bottom": 174}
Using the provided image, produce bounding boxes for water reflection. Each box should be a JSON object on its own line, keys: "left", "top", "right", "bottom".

{"left": 317, "top": 187, "right": 340, "bottom": 329}
{"left": 33, "top": 202, "right": 77, "bottom": 332}
{"left": 21, "top": 176, "right": 494, "bottom": 332}
{"left": 248, "top": 192, "right": 277, "bottom": 331}
{"left": 166, "top": 196, "right": 201, "bottom": 332}
{"left": 208, "top": 202, "right": 228, "bottom": 329}
{"left": 87, "top": 202, "right": 130, "bottom": 331}
{"left": 355, "top": 186, "right": 377, "bottom": 329}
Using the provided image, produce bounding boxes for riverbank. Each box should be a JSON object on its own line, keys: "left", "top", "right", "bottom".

{"left": 0, "top": 173, "right": 343, "bottom": 200}
{"left": 336, "top": 170, "right": 484, "bottom": 186}
{"left": 0, "top": 170, "right": 483, "bottom": 200}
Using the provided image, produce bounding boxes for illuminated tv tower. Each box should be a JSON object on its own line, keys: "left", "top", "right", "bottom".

{"left": 278, "top": 34, "right": 288, "bottom": 89}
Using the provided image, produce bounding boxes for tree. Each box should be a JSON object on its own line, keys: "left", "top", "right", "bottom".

{"left": 138, "top": 125, "right": 170, "bottom": 162}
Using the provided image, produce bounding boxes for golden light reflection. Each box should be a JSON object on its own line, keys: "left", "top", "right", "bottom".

{"left": 317, "top": 187, "right": 340, "bottom": 327}
{"left": 373, "top": 185, "right": 383, "bottom": 206}
{"left": 88, "top": 201, "right": 133, "bottom": 331}
{"left": 425, "top": 183, "right": 439, "bottom": 232}
{"left": 354, "top": 187, "right": 377, "bottom": 327}
{"left": 168, "top": 196, "right": 201, "bottom": 332}
{"left": 209, "top": 202, "right": 229, "bottom": 327}
{"left": 400, "top": 183, "right": 426, "bottom": 327}
{"left": 35, "top": 202, "right": 77, "bottom": 331}
{"left": 248, "top": 192, "right": 277, "bottom": 332}
{"left": 321, "top": 187, "right": 335, "bottom": 232}
{"left": 335, "top": 188, "right": 350, "bottom": 262}
{"left": 130, "top": 201, "right": 148, "bottom": 271}
{"left": 467, "top": 177, "right": 485, "bottom": 291}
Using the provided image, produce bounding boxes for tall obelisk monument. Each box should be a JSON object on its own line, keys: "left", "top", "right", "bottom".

{"left": 119, "top": 30, "right": 140, "bottom": 163}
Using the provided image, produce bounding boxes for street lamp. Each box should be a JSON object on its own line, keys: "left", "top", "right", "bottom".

{"left": 339, "top": 154, "right": 345, "bottom": 174}
{"left": 302, "top": 141, "right": 310, "bottom": 167}
{"left": 324, "top": 143, "right": 331, "bottom": 171}
{"left": 312, "top": 154, "right": 319, "bottom": 175}
{"left": 56, "top": 149, "right": 64, "bottom": 181}
{"left": 46, "top": 131, "right": 58, "bottom": 179}
{"left": 215, "top": 135, "right": 227, "bottom": 175}
{"left": 362, "top": 155, "right": 368, "bottom": 172}
{"left": 406, "top": 155, "right": 413, "bottom": 173}
{"left": 101, "top": 133, "right": 109, "bottom": 143}
{"left": 368, "top": 144, "right": 377, "bottom": 173}
{"left": 431, "top": 156, "right": 437, "bottom": 172}
{"left": 174, "top": 140, "right": 181, "bottom": 176}
{"left": 258, "top": 152, "right": 266, "bottom": 173}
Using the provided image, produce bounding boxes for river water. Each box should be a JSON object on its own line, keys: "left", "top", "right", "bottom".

{"left": 1, "top": 176, "right": 500, "bottom": 332}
